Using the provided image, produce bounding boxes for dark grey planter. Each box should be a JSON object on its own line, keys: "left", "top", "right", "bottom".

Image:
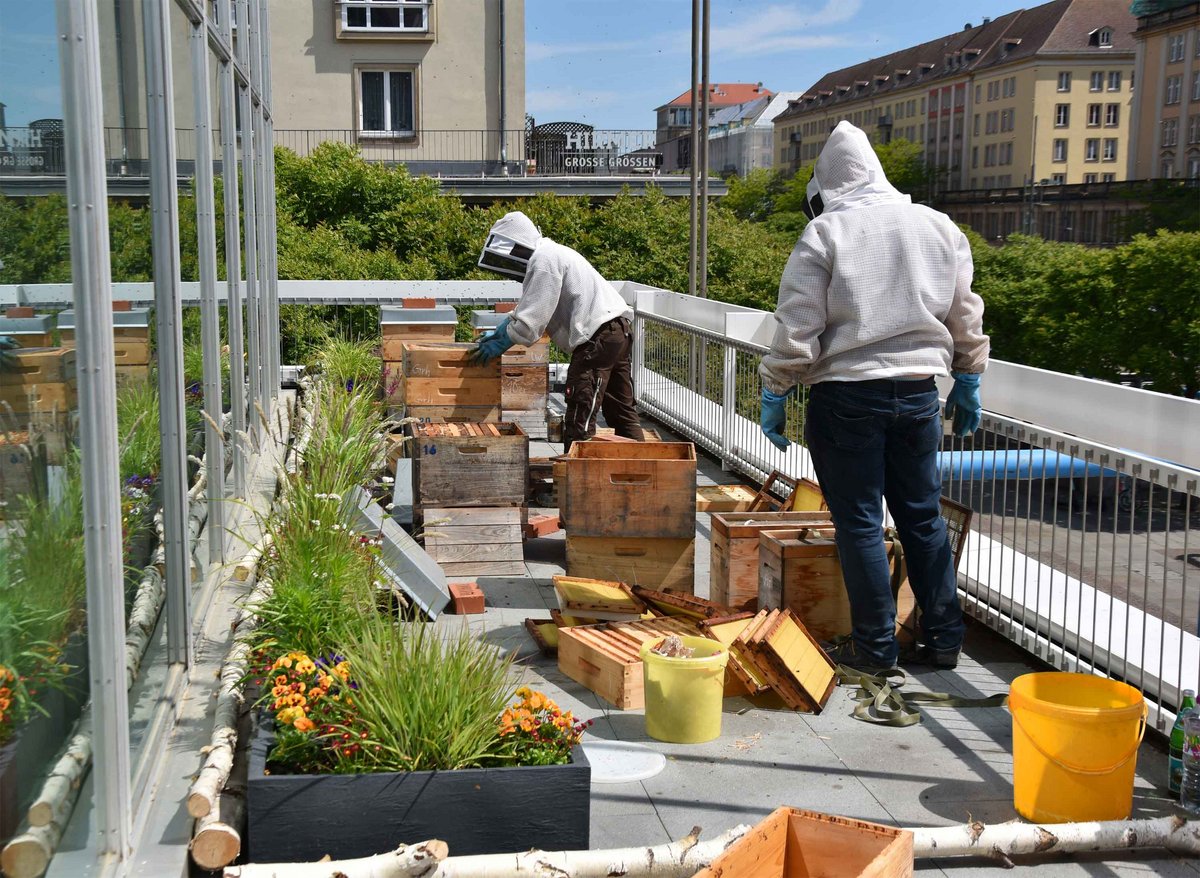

{"left": 246, "top": 718, "right": 591, "bottom": 861}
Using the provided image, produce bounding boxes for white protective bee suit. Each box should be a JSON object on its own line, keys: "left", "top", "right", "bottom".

{"left": 759, "top": 121, "right": 989, "bottom": 393}
{"left": 483, "top": 212, "right": 642, "bottom": 449}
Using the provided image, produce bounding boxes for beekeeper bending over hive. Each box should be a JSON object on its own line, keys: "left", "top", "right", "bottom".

{"left": 759, "top": 121, "right": 989, "bottom": 675}
{"left": 473, "top": 211, "right": 644, "bottom": 451}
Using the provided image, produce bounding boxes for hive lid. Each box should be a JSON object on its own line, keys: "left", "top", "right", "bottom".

{"left": 56, "top": 308, "right": 150, "bottom": 330}
{"left": 0, "top": 314, "right": 55, "bottom": 334}
{"left": 469, "top": 310, "right": 505, "bottom": 330}
{"left": 379, "top": 305, "right": 458, "bottom": 326}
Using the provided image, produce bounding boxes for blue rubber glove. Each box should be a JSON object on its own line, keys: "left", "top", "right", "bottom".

{"left": 945, "top": 372, "right": 982, "bottom": 437}
{"left": 760, "top": 386, "right": 794, "bottom": 451}
{"left": 470, "top": 317, "right": 516, "bottom": 364}
{"left": 0, "top": 336, "right": 18, "bottom": 370}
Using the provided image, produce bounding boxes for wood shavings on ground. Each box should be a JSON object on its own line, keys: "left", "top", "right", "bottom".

{"left": 732, "top": 732, "right": 762, "bottom": 751}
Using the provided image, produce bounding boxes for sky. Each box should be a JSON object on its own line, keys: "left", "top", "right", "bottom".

{"left": 526, "top": 0, "right": 1029, "bottom": 130}
{"left": 4, "top": 0, "right": 1020, "bottom": 131}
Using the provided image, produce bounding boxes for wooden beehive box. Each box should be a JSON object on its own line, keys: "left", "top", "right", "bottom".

{"left": 695, "top": 483, "right": 758, "bottom": 513}
{"left": 379, "top": 306, "right": 458, "bottom": 359}
{"left": 692, "top": 807, "right": 913, "bottom": 878}
{"left": 401, "top": 405, "right": 503, "bottom": 425}
{"left": 0, "top": 381, "right": 77, "bottom": 416}
{"left": 57, "top": 306, "right": 152, "bottom": 348}
{"left": 469, "top": 310, "right": 551, "bottom": 364}
{"left": 711, "top": 511, "right": 835, "bottom": 612}
{"left": 420, "top": 506, "right": 525, "bottom": 578}
{"left": 758, "top": 529, "right": 913, "bottom": 643}
{"left": 0, "top": 348, "right": 76, "bottom": 388}
{"left": 556, "top": 617, "right": 698, "bottom": 709}
{"left": 565, "top": 535, "right": 695, "bottom": 594}
{"left": 564, "top": 441, "right": 696, "bottom": 539}
{"left": 0, "top": 312, "right": 55, "bottom": 349}
{"left": 500, "top": 364, "right": 549, "bottom": 412}
{"left": 412, "top": 422, "right": 528, "bottom": 509}
{"left": 386, "top": 342, "right": 502, "bottom": 410}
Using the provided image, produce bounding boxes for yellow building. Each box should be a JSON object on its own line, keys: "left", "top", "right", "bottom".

{"left": 773, "top": 0, "right": 1136, "bottom": 193}
{"left": 1128, "top": 2, "right": 1200, "bottom": 178}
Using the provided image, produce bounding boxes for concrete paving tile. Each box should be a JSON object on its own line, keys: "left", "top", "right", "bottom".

{"left": 938, "top": 850, "right": 1199, "bottom": 877}
{"left": 590, "top": 812, "right": 671, "bottom": 849}
{"left": 589, "top": 785, "right": 658, "bottom": 818}
{"left": 474, "top": 575, "right": 545, "bottom": 610}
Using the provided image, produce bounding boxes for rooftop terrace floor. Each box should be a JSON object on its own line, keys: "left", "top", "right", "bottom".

{"left": 440, "top": 417, "right": 1200, "bottom": 877}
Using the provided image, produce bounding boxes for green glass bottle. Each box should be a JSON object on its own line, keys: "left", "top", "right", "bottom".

{"left": 1170, "top": 689, "right": 1197, "bottom": 795}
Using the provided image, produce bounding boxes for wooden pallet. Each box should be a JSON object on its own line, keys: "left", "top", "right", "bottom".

{"left": 556, "top": 617, "right": 698, "bottom": 709}
{"left": 420, "top": 506, "right": 525, "bottom": 577}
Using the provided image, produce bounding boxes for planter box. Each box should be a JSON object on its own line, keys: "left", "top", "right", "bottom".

{"left": 246, "top": 720, "right": 591, "bottom": 861}
{"left": 693, "top": 807, "right": 912, "bottom": 878}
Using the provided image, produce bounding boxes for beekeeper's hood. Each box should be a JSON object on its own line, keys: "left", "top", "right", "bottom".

{"left": 478, "top": 211, "right": 544, "bottom": 280}
{"left": 804, "top": 121, "right": 910, "bottom": 220}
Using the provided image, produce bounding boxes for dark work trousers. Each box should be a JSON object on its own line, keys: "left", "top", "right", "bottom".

{"left": 563, "top": 317, "right": 644, "bottom": 453}
{"left": 803, "top": 378, "right": 965, "bottom": 665}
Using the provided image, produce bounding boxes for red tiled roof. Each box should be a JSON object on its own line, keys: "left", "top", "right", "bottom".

{"left": 658, "top": 83, "right": 774, "bottom": 110}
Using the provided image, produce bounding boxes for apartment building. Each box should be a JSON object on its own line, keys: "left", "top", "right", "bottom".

{"left": 1128, "top": 1, "right": 1200, "bottom": 178}
{"left": 654, "top": 83, "right": 773, "bottom": 171}
{"left": 270, "top": 0, "right": 525, "bottom": 172}
{"left": 773, "top": 0, "right": 1135, "bottom": 192}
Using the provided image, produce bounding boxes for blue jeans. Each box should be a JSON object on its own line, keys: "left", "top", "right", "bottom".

{"left": 803, "top": 379, "right": 965, "bottom": 664}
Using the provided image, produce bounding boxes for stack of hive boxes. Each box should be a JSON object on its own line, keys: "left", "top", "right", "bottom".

{"left": 57, "top": 302, "right": 152, "bottom": 386}
{"left": 390, "top": 342, "right": 501, "bottom": 424}
{"left": 563, "top": 441, "right": 697, "bottom": 592}
{"left": 469, "top": 305, "right": 551, "bottom": 438}
{"left": 0, "top": 329, "right": 78, "bottom": 511}
{"left": 379, "top": 301, "right": 459, "bottom": 411}
{"left": 412, "top": 422, "right": 529, "bottom": 578}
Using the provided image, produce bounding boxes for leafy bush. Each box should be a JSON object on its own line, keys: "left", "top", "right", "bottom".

{"left": 311, "top": 338, "right": 381, "bottom": 393}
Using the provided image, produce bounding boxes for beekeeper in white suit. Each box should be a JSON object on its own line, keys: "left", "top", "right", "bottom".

{"left": 474, "top": 211, "right": 644, "bottom": 451}
{"left": 759, "top": 120, "right": 989, "bottom": 675}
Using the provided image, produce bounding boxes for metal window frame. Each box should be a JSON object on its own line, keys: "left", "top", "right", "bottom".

{"left": 46, "top": 0, "right": 279, "bottom": 872}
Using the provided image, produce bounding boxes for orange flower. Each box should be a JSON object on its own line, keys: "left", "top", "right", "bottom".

{"left": 293, "top": 717, "right": 315, "bottom": 732}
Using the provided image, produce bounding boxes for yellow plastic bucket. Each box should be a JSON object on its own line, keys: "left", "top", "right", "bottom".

{"left": 640, "top": 636, "right": 729, "bottom": 744}
{"left": 1009, "top": 672, "right": 1147, "bottom": 823}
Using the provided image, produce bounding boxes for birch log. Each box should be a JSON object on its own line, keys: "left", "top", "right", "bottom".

{"left": 224, "top": 840, "right": 449, "bottom": 878}
{"left": 191, "top": 794, "right": 244, "bottom": 871}
{"left": 187, "top": 642, "right": 249, "bottom": 818}
{"left": 223, "top": 826, "right": 750, "bottom": 878}
{"left": 912, "top": 815, "right": 1200, "bottom": 865}
{"left": 27, "top": 732, "right": 92, "bottom": 827}
{"left": 0, "top": 822, "right": 63, "bottom": 878}
{"left": 233, "top": 534, "right": 272, "bottom": 583}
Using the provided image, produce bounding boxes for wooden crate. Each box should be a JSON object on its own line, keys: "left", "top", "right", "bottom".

{"left": 556, "top": 617, "right": 697, "bottom": 709}
{"left": 696, "top": 484, "right": 757, "bottom": 513}
{"left": 693, "top": 807, "right": 913, "bottom": 878}
{"left": 565, "top": 535, "right": 695, "bottom": 593}
{"left": 412, "top": 422, "right": 528, "bottom": 509}
{"left": 758, "top": 529, "right": 913, "bottom": 642}
{"left": 421, "top": 506, "right": 525, "bottom": 578}
{"left": 400, "top": 404, "right": 502, "bottom": 425}
{"left": 564, "top": 441, "right": 696, "bottom": 539}
{"left": 0, "top": 348, "right": 76, "bottom": 388}
{"left": 380, "top": 328, "right": 456, "bottom": 359}
{"left": 0, "top": 381, "right": 76, "bottom": 415}
{"left": 112, "top": 339, "right": 151, "bottom": 366}
{"left": 504, "top": 337, "right": 550, "bottom": 365}
{"left": 500, "top": 364, "right": 549, "bottom": 411}
{"left": 400, "top": 343, "right": 500, "bottom": 380}
{"left": 59, "top": 325, "right": 149, "bottom": 344}
{"left": 711, "top": 512, "right": 834, "bottom": 612}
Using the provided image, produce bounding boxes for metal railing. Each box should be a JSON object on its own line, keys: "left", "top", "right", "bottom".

{"left": 628, "top": 284, "right": 1200, "bottom": 735}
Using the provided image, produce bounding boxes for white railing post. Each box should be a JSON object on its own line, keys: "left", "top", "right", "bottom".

{"left": 721, "top": 343, "right": 736, "bottom": 469}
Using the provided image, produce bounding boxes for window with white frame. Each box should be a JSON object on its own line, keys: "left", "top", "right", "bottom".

{"left": 1166, "top": 75, "right": 1182, "bottom": 104}
{"left": 342, "top": 0, "right": 430, "bottom": 33}
{"left": 1102, "top": 172, "right": 1115, "bottom": 182}
{"left": 1107, "top": 70, "right": 1121, "bottom": 91}
{"left": 1084, "top": 173, "right": 1097, "bottom": 184}
{"left": 1087, "top": 103, "right": 1102, "bottom": 127}
{"left": 972, "top": 145, "right": 978, "bottom": 168}
{"left": 1190, "top": 113, "right": 1200, "bottom": 144}
{"left": 986, "top": 110, "right": 998, "bottom": 134}
{"left": 1168, "top": 34, "right": 1185, "bottom": 63}
{"left": 1053, "top": 138, "right": 1067, "bottom": 162}
{"left": 1000, "top": 142, "right": 1014, "bottom": 165}
{"left": 357, "top": 68, "right": 415, "bottom": 135}
{"left": 1188, "top": 151, "right": 1200, "bottom": 179}
{"left": 1192, "top": 69, "right": 1200, "bottom": 101}
{"left": 1095, "top": 27, "right": 1113, "bottom": 48}
{"left": 1105, "top": 103, "right": 1120, "bottom": 127}
{"left": 1103, "top": 138, "right": 1117, "bottom": 161}
{"left": 1001, "top": 109, "right": 1015, "bottom": 132}
{"left": 1055, "top": 103, "right": 1070, "bottom": 127}
{"left": 1085, "top": 138, "right": 1099, "bottom": 161}
{"left": 1162, "top": 118, "right": 1179, "bottom": 147}
{"left": 1161, "top": 155, "right": 1175, "bottom": 178}
{"left": 1090, "top": 71, "right": 1104, "bottom": 92}
{"left": 1051, "top": 173, "right": 1065, "bottom": 184}
{"left": 1057, "top": 71, "right": 1072, "bottom": 92}
{"left": 973, "top": 113, "right": 980, "bottom": 136}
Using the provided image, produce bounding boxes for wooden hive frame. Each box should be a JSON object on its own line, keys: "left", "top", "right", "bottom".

{"left": 746, "top": 609, "right": 838, "bottom": 713}
{"left": 630, "top": 586, "right": 731, "bottom": 620}
{"left": 553, "top": 575, "right": 649, "bottom": 621}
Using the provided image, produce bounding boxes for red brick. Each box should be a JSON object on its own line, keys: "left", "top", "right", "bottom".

{"left": 448, "top": 582, "right": 485, "bottom": 614}
{"left": 494, "top": 302, "right": 517, "bottom": 314}
{"left": 4, "top": 307, "right": 34, "bottom": 318}
{"left": 524, "top": 514, "right": 562, "bottom": 539}
{"left": 402, "top": 297, "right": 437, "bottom": 309}
{"left": 112, "top": 300, "right": 133, "bottom": 312}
